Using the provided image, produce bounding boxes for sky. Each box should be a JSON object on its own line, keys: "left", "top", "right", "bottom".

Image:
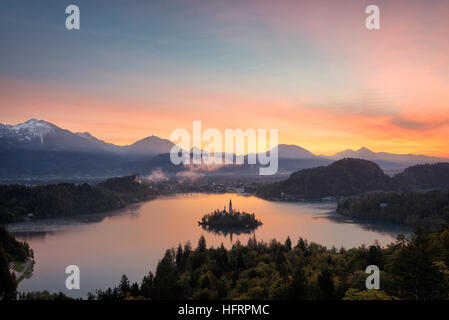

{"left": 0, "top": 0, "right": 448, "bottom": 156}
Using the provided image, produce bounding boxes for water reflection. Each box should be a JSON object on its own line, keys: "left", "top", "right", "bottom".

{"left": 7, "top": 193, "right": 411, "bottom": 298}
{"left": 6, "top": 203, "right": 144, "bottom": 238}
{"left": 200, "top": 224, "right": 260, "bottom": 242}
{"left": 315, "top": 213, "right": 411, "bottom": 239}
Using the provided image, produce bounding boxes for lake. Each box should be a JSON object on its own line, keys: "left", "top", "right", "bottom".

{"left": 7, "top": 193, "right": 411, "bottom": 298}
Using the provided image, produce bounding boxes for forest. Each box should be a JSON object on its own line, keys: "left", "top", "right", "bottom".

{"left": 0, "top": 174, "right": 157, "bottom": 223}
{"left": 90, "top": 228, "right": 449, "bottom": 300}
{"left": 337, "top": 190, "right": 449, "bottom": 231}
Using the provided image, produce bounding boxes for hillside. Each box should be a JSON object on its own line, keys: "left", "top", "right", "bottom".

{"left": 394, "top": 163, "right": 449, "bottom": 190}
{"left": 0, "top": 174, "right": 156, "bottom": 223}
{"left": 257, "top": 158, "right": 394, "bottom": 200}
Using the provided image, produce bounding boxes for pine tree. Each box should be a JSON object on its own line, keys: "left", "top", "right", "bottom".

{"left": 285, "top": 237, "right": 292, "bottom": 251}
{"left": 118, "top": 274, "right": 130, "bottom": 296}
{"left": 197, "top": 235, "right": 207, "bottom": 253}
{"left": 390, "top": 229, "right": 448, "bottom": 299}
{"left": 318, "top": 269, "right": 334, "bottom": 300}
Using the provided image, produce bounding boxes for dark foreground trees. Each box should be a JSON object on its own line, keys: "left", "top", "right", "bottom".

{"left": 95, "top": 229, "right": 449, "bottom": 300}
{"left": 0, "top": 226, "right": 33, "bottom": 299}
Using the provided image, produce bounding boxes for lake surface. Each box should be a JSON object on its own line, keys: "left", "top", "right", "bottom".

{"left": 7, "top": 193, "right": 410, "bottom": 298}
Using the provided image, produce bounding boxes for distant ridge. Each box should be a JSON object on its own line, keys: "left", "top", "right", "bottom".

{"left": 324, "top": 146, "right": 448, "bottom": 165}
{"left": 1, "top": 119, "right": 448, "bottom": 179}
{"left": 257, "top": 158, "right": 449, "bottom": 201}
{"left": 257, "top": 158, "right": 394, "bottom": 200}
{"left": 0, "top": 119, "right": 174, "bottom": 157}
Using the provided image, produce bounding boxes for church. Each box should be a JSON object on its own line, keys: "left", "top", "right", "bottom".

{"left": 222, "top": 198, "right": 233, "bottom": 215}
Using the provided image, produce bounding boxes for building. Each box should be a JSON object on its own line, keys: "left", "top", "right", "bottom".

{"left": 229, "top": 198, "right": 233, "bottom": 214}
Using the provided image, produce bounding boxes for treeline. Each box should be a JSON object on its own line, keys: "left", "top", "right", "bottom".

{"left": 94, "top": 229, "right": 449, "bottom": 300}
{"left": 256, "top": 160, "right": 449, "bottom": 201}
{"left": 338, "top": 190, "right": 449, "bottom": 231}
{"left": 0, "top": 174, "right": 156, "bottom": 223}
{"left": 0, "top": 226, "right": 33, "bottom": 299}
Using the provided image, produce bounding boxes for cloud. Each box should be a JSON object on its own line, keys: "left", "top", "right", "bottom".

{"left": 390, "top": 116, "right": 449, "bottom": 131}
{"left": 176, "top": 168, "right": 204, "bottom": 183}
{"left": 146, "top": 168, "right": 169, "bottom": 183}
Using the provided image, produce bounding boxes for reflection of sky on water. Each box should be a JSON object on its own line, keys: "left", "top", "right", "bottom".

{"left": 313, "top": 213, "right": 412, "bottom": 240}
{"left": 7, "top": 193, "right": 411, "bottom": 298}
{"left": 200, "top": 224, "right": 260, "bottom": 243}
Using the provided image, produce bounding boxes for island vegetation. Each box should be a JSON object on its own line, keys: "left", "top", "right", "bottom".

{"left": 0, "top": 174, "right": 156, "bottom": 223}
{"left": 199, "top": 209, "right": 262, "bottom": 230}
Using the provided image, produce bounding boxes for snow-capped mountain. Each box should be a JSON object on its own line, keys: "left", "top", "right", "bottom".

{"left": 1, "top": 119, "right": 447, "bottom": 179}
{"left": 0, "top": 119, "right": 107, "bottom": 152}
{"left": 0, "top": 119, "right": 176, "bottom": 179}
{"left": 0, "top": 119, "right": 56, "bottom": 144}
{"left": 0, "top": 119, "right": 175, "bottom": 157}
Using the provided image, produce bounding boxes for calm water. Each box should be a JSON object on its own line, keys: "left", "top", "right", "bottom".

{"left": 7, "top": 193, "right": 410, "bottom": 298}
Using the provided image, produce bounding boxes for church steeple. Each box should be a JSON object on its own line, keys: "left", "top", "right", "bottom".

{"left": 229, "top": 198, "right": 233, "bottom": 214}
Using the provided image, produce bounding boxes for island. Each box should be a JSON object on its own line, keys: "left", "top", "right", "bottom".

{"left": 198, "top": 199, "right": 262, "bottom": 236}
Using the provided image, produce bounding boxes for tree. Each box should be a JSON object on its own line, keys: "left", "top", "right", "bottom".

{"left": 118, "top": 274, "right": 130, "bottom": 296}
{"left": 153, "top": 250, "right": 177, "bottom": 299}
{"left": 389, "top": 229, "right": 449, "bottom": 299}
{"left": 288, "top": 266, "right": 306, "bottom": 299}
{"left": 197, "top": 235, "right": 207, "bottom": 253}
{"left": 285, "top": 237, "right": 292, "bottom": 251}
{"left": 175, "top": 244, "right": 184, "bottom": 271}
{"left": 140, "top": 271, "right": 154, "bottom": 298}
{"left": 130, "top": 282, "right": 140, "bottom": 297}
{"left": 367, "top": 242, "right": 383, "bottom": 267}
{"left": 0, "top": 249, "right": 17, "bottom": 300}
{"left": 318, "top": 269, "right": 335, "bottom": 300}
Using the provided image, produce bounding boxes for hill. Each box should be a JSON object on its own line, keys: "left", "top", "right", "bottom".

{"left": 0, "top": 174, "right": 156, "bottom": 223}
{"left": 257, "top": 158, "right": 394, "bottom": 200}
{"left": 394, "top": 163, "right": 449, "bottom": 190}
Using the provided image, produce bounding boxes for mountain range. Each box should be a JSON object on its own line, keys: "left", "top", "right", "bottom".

{"left": 0, "top": 119, "right": 175, "bottom": 158}
{"left": 323, "top": 146, "right": 448, "bottom": 165}
{"left": 0, "top": 119, "right": 447, "bottom": 179}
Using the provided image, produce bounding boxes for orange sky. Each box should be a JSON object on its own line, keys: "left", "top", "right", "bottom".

{"left": 1, "top": 1, "right": 448, "bottom": 157}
